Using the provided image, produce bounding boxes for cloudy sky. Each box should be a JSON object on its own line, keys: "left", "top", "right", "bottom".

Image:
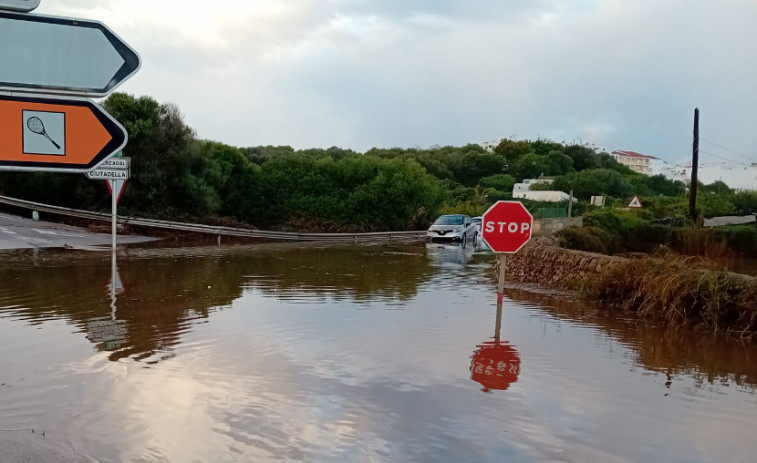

{"left": 31, "top": 0, "right": 757, "bottom": 164}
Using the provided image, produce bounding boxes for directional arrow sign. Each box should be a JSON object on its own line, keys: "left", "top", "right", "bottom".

{"left": 86, "top": 168, "right": 129, "bottom": 180}
{"left": 0, "top": 11, "right": 140, "bottom": 96}
{"left": 0, "top": 0, "right": 41, "bottom": 12}
{"left": 0, "top": 93, "right": 127, "bottom": 173}
{"left": 99, "top": 157, "right": 130, "bottom": 169}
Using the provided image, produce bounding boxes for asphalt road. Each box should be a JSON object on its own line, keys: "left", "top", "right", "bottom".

{"left": 0, "top": 211, "right": 157, "bottom": 250}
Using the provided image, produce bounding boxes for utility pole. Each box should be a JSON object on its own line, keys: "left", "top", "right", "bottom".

{"left": 689, "top": 108, "right": 700, "bottom": 224}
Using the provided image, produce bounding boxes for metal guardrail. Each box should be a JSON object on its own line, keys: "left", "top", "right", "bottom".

{"left": 0, "top": 195, "right": 427, "bottom": 242}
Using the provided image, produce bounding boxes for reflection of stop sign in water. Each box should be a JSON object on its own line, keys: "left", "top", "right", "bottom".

{"left": 470, "top": 341, "right": 521, "bottom": 392}
{"left": 481, "top": 201, "right": 533, "bottom": 253}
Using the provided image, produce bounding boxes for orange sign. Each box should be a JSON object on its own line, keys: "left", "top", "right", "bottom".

{"left": 0, "top": 94, "right": 126, "bottom": 172}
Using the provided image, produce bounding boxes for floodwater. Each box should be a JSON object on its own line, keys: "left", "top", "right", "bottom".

{"left": 1, "top": 242, "right": 757, "bottom": 463}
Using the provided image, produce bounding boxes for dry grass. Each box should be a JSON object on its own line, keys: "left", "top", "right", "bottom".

{"left": 591, "top": 254, "right": 757, "bottom": 338}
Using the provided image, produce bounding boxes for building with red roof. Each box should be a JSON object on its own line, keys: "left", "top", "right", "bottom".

{"left": 611, "top": 150, "right": 665, "bottom": 175}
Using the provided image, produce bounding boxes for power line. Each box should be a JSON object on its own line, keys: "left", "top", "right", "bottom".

{"left": 699, "top": 149, "right": 752, "bottom": 167}
{"left": 700, "top": 138, "right": 757, "bottom": 162}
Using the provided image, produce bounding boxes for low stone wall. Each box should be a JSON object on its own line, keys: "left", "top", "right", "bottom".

{"left": 500, "top": 238, "right": 624, "bottom": 288}
{"left": 496, "top": 239, "right": 757, "bottom": 337}
{"left": 532, "top": 217, "right": 582, "bottom": 236}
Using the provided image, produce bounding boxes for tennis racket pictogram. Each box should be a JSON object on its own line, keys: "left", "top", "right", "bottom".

{"left": 26, "top": 116, "right": 61, "bottom": 149}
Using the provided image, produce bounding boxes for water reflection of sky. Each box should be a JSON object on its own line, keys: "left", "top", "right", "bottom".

{"left": 1, "top": 244, "right": 757, "bottom": 462}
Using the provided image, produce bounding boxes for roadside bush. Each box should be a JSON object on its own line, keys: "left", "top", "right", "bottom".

{"left": 556, "top": 226, "right": 613, "bottom": 254}
{"left": 581, "top": 208, "right": 678, "bottom": 253}
{"left": 667, "top": 226, "right": 757, "bottom": 259}
{"left": 734, "top": 191, "right": 757, "bottom": 215}
{"left": 718, "top": 226, "right": 757, "bottom": 257}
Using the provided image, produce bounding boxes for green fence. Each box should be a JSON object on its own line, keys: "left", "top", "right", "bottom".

{"left": 535, "top": 207, "right": 568, "bottom": 219}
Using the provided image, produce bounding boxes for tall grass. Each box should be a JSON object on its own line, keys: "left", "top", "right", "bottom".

{"left": 590, "top": 254, "right": 757, "bottom": 338}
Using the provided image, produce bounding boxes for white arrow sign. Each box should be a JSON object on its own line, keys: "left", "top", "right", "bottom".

{"left": 87, "top": 169, "right": 129, "bottom": 180}
{"left": 0, "top": 0, "right": 40, "bottom": 12}
{"left": 0, "top": 11, "right": 141, "bottom": 96}
{"left": 98, "top": 157, "right": 131, "bottom": 169}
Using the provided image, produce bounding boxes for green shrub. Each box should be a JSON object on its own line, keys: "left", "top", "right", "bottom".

{"left": 581, "top": 208, "right": 678, "bottom": 253}
{"left": 439, "top": 201, "right": 488, "bottom": 217}
{"left": 557, "top": 226, "right": 613, "bottom": 254}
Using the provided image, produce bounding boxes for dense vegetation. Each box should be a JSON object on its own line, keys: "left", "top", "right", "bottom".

{"left": 0, "top": 92, "right": 755, "bottom": 233}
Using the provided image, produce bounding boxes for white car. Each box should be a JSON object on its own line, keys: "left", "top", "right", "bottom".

{"left": 426, "top": 214, "right": 479, "bottom": 246}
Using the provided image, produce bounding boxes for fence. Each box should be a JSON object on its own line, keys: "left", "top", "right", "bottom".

{"left": 0, "top": 195, "right": 426, "bottom": 242}
{"left": 534, "top": 207, "right": 568, "bottom": 219}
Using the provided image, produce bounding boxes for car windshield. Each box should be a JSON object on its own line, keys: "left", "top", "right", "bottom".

{"left": 434, "top": 215, "right": 464, "bottom": 225}
{"left": 472, "top": 217, "right": 481, "bottom": 223}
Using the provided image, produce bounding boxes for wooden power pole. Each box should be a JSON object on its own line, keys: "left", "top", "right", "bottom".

{"left": 689, "top": 108, "right": 700, "bottom": 224}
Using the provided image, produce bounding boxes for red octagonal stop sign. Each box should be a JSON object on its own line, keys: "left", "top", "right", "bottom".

{"left": 481, "top": 201, "right": 533, "bottom": 253}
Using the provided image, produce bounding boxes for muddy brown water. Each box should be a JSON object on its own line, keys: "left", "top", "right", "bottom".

{"left": 1, "top": 242, "right": 756, "bottom": 462}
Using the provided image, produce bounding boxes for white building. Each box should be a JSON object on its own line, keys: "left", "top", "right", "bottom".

{"left": 663, "top": 162, "right": 757, "bottom": 191}
{"left": 513, "top": 177, "right": 574, "bottom": 202}
{"left": 514, "top": 190, "right": 574, "bottom": 202}
{"left": 611, "top": 150, "right": 666, "bottom": 175}
{"left": 481, "top": 139, "right": 502, "bottom": 152}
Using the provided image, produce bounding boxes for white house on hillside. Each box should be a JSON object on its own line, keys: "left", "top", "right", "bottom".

{"left": 611, "top": 150, "right": 666, "bottom": 175}
{"left": 512, "top": 177, "right": 574, "bottom": 202}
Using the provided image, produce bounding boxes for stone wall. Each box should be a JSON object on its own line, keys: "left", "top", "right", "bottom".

{"left": 498, "top": 238, "right": 624, "bottom": 288}
{"left": 532, "top": 217, "right": 583, "bottom": 236}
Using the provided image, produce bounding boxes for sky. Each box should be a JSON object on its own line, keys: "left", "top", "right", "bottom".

{"left": 28, "top": 0, "right": 757, "bottom": 164}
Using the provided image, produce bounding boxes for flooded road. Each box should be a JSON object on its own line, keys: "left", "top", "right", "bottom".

{"left": 1, "top": 242, "right": 757, "bottom": 462}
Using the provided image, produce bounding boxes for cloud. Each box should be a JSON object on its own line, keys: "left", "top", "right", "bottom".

{"left": 33, "top": 0, "right": 757, "bottom": 162}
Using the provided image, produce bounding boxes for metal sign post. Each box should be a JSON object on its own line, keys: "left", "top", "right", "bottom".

{"left": 111, "top": 179, "right": 118, "bottom": 253}
{"left": 86, "top": 158, "right": 130, "bottom": 252}
{"left": 497, "top": 255, "right": 507, "bottom": 298}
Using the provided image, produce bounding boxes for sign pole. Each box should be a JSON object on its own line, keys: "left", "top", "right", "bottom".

{"left": 110, "top": 248, "right": 117, "bottom": 320}
{"left": 111, "top": 179, "right": 118, "bottom": 253}
{"left": 494, "top": 288, "right": 503, "bottom": 343}
{"left": 497, "top": 254, "right": 507, "bottom": 296}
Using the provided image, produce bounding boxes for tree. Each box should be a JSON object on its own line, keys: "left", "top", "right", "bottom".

{"left": 563, "top": 145, "right": 600, "bottom": 171}
{"left": 454, "top": 152, "right": 507, "bottom": 186}
{"left": 552, "top": 169, "right": 633, "bottom": 201}
{"left": 546, "top": 150, "right": 575, "bottom": 176}
{"left": 493, "top": 139, "right": 534, "bottom": 162}
{"left": 480, "top": 174, "right": 515, "bottom": 193}
{"left": 511, "top": 154, "right": 550, "bottom": 180}
{"left": 104, "top": 93, "right": 212, "bottom": 217}
{"left": 700, "top": 180, "right": 733, "bottom": 196}
{"left": 242, "top": 145, "right": 295, "bottom": 165}
{"left": 530, "top": 139, "right": 564, "bottom": 157}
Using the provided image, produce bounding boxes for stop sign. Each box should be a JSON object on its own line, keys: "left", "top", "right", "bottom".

{"left": 470, "top": 341, "right": 521, "bottom": 392}
{"left": 481, "top": 201, "right": 533, "bottom": 253}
